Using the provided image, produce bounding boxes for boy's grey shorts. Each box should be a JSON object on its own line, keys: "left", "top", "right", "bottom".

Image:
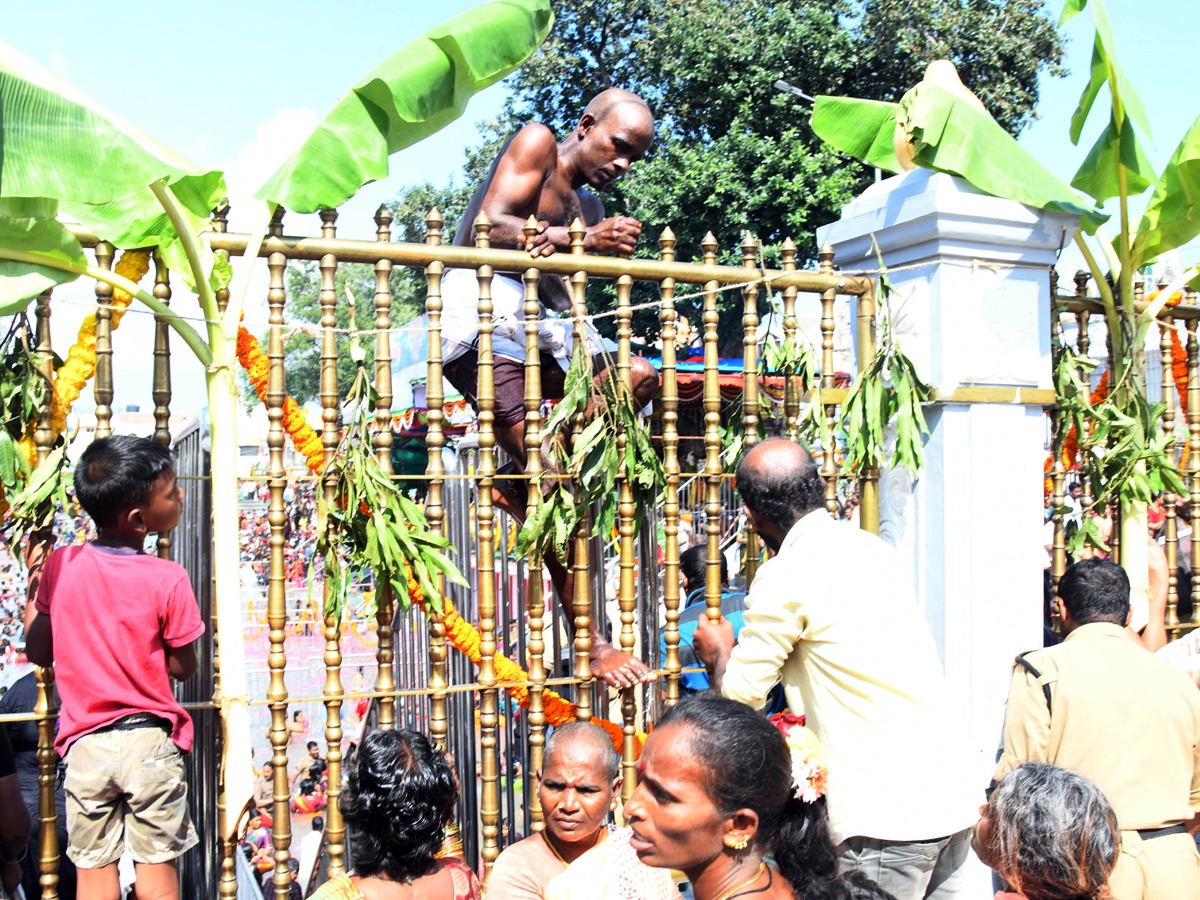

{"left": 64, "top": 721, "right": 197, "bottom": 867}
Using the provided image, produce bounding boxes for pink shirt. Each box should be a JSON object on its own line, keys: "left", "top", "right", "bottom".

{"left": 35, "top": 543, "right": 205, "bottom": 755}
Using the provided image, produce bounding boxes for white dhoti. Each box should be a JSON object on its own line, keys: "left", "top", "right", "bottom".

{"left": 440, "top": 268, "right": 614, "bottom": 370}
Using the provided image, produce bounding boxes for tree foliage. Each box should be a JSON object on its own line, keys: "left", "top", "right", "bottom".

{"left": 426, "top": 0, "right": 1066, "bottom": 347}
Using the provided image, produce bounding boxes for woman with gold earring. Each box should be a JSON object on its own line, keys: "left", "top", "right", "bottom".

{"left": 624, "top": 695, "right": 897, "bottom": 900}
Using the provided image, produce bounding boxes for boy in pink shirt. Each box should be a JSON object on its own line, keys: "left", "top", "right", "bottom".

{"left": 24, "top": 435, "right": 204, "bottom": 900}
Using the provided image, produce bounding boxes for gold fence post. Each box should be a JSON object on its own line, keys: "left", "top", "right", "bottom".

{"left": 152, "top": 251, "right": 175, "bottom": 564}
{"left": 818, "top": 244, "right": 839, "bottom": 518}
{"left": 658, "top": 228, "right": 682, "bottom": 706}
{"left": 855, "top": 272, "right": 879, "bottom": 534}
{"left": 1188, "top": 317, "right": 1200, "bottom": 626}
{"left": 265, "top": 207, "right": 294, "bottom": 900}
{"left": 318, "top": 208, "right": 347, "bottom": 877}
{"left": 1048, "top": 271, "right": 1066, "bottom": 596}
{"left": 211, "top": 204, "right": 239, "bottom": 900}
{"left": 93, "top": 241, "right": 115, "bottom": 440}
{"left": 1159, "top": 308, "right": 1180, "bottom": 638}
{"left": 614, "top": 257, "right": 638, "bottom": 802}
{"left": 1073, "top": 272, "right": 1094, "bottom": 524}
{"left": 521, "top": 217, "right": 548, "bottom": 830}
{"left": 568, "top": 218, "right": 594, "bottom": 722}
{"left": 473, "top": 213, "right": 501, "bottom": 874}
{"left": 373, "top": 205, "right": 397, "bottom": 730}
{"left": 701, "top": 233, "right": 723, "bottom": 621}
{"left": 424, "top": 209, "right": 450, "bottom": 754}
{"left": 780, "top": 238, "right": 800, "bottom": 441}
{"left": 740, "top": 235, "right": 761, "bottom": 585}
{"left": 33, "top": 289, "right": 60, "bottom": 900}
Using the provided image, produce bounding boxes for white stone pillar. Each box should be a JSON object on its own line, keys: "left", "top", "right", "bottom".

{"left": 817, "top": 169, "right": 1078, "bottom": 754}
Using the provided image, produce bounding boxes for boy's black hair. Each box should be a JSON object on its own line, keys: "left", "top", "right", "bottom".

{"left": 74, "top": 435, "right": 175, "bottom": 528}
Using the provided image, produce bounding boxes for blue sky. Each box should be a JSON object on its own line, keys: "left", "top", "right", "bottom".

{"left": 2, "top": 0, "right": 1194, "bottom": 412}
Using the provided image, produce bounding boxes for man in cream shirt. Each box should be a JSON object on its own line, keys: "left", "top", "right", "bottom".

{"left": 694, "top": 439, "right": 983, "bottom": 900}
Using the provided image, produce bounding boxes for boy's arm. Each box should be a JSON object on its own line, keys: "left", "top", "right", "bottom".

{"left": 166, "top": 641, "right": 198, "bottom": 681}
{"left": 23, "top": 529, "right": 55, "bottom": 666}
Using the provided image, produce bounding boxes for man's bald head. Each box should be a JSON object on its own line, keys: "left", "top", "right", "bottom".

{"left": 736, "top": 438, "right": 826, "bottom": 534}
{"left": 583, "top": 88, "right": 653, "bottom": 127}
{"left": 543, "top": 722, "right": 619, "bottom": 782}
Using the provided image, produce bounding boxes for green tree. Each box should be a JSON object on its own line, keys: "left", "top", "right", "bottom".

{"left": 267, "top": 182, "right": 471, "bottom": 408}
{"left": 409, "top": 0, "right": 1066, "bottom": 348}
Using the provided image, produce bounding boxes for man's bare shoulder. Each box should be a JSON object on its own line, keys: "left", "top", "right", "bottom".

{"left": 502, "top": 123, "right": 559, "bottom": 171}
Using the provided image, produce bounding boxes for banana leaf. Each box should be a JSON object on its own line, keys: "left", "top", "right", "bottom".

{"left": 810, "top": 96, "right": 903, "bottom": 175}
{"left": 258, "top": 0, "right": 553, "bottom": 213}
{"left": 0, "top": 40, "right": 226, "bottom": 297}
{"left": 1060, "top": 0, "right": 1151, "bottom": 145}
{"left": 0, "top": 199, "right": 86, "bottom": 313}
{"left": 1132, "top": 113, "right": 1200, "bottom": 268}
{"left": 899, "top": 82, "right": 1107, "bottom": 233}
{"left": 1070, "top": 115, "right": 1155, "bottom": 204}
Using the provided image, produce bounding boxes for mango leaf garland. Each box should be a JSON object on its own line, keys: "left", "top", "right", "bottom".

{"left": 318, "top": 353, "right": 466, "bottom": 621}
{"left": 517, "top": 344, "right": 664, "bottom": 562}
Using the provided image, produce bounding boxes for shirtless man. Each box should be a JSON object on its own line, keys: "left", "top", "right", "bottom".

{"left": 441, "top": 89, "right": 659, "bottom": 687}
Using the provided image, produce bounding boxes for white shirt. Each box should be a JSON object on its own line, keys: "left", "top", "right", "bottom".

{"left": 721, "top": 510, "right": 984, "bottom": 844}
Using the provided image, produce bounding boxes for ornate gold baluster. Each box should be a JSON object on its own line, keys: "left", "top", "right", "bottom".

{"left": 568, "top": 219, "right": 594, "bottom": 721}
{"left": 473, "top": 213, "right": 501, "bottom": 874}
{"left": 855, "top": 270, "right": 879, "bottom": 534}
{"left": 373, "top": 205, "right": 397, "bottom": 730}
{"left": 658, "top": 228, "right": 682, "bottom": 705}
{"left": 265, "top": 207, "right": 293, "bottom": 899}
{"left": 151, "top": 251, "right": 175, "bottom": 563}
{"left": 521, "top": 217, "right": 548, "bottom": 830}
{"left": 33, "top": 290, "right": 60, "bottom": 900}
{"left": 1159, "top": 306, "right": 1179, "bottom": 638}
{"left": 424, "top": 209, "right": 450, "bottom": 753}
{"left": 1074, "top": 272, "right": 1093, "bottom": 521}
{"left": 741, "top": 235, "right": 761, "bottom": 584}
{"left": 780, "top": 238, "right": 800, "bottom": 441}
{"left": 1048, "top": 270, "right": 1066, "bottom": 595}
{"left": 317, "top": 208, "right": 346, "bottom": 876}
{"left": 702, "top": 233, "right": 723, "bottom": 621}
{"left": 614, "top": 256, "right": 638, "bottom": 801}
{"left": 819, "top": 244, "right": 839, "bottom": 518}
{"left": 211, "top": 203, "right": 238, "bottom": 900}
{"left": 1188, "top": 318, "right": 1200, "bottom": 626}
{"left": 93, "top": 241, "right": 115, "bottom": 439}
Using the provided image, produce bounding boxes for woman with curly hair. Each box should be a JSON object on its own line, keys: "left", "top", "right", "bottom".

{"left": 309, "top": 728, "right": 479, "bottom": 900}
{"left": 973, "top": 762, "right": 1119, "bottom": 900}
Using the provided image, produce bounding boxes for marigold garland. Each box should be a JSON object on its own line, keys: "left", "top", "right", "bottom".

{"left": 1172, "top": 331, "right": 1190, "bottom": 470}
{"left": 237, "top": 340, "right": 641, "bottom": 754}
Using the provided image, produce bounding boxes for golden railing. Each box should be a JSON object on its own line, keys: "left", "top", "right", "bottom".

{"left": 7, "top": 208, "right": 887, "bottom": 898}
{"left": 1049, "top": 270, "right": 1200, "bottom": 641}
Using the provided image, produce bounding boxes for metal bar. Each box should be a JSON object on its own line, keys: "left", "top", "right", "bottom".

{"left": 372, "top": 206, "right": 398, "bottom": 731}
{"left": 264, "top": 207, "right": 294, "bottom": 900}
{"left": 521, "top": 217, "right": 548, "bottom": 832}
{"left": 614, "top": 258, "right": 638, "bottom": 802}
{"left": 33, "top": 289, "right": 61, "bottom": 900}
{"left": 702, "top": 233, "right": 724, "bottom": 622}
{"left": 318, "top": 208, "right": 347, "bottom": 878}
{"left": 201, "top": 231, "right": 869, "bottom": 294}
{"left": 740, "top": 236, "right": 761, "bottom": 585}
{"left": 1189, "top": 318, "right": 1200, "bottom": 626}
{"left": 472, "top": 213, "right": 502, "bottom": 875}
{"left": 1160, "top": 312, "right": 1180, "bottom": 638}
{"left": 855, "top": 272, "right": 879, "bottom": 534}
{"left": 424, "top": 208, "right": 451, "bottom": 755}
{"left": 568, "top": 219, "right": 594, "bottom": 722}
{"left": 658, "top": 228, "right": 682, "bottom": 706}
{"left": 780, "top": 238, "right": 800, "bottom": 441}
{"left": 93, "top": 241, "right": 115, "bottom": 439}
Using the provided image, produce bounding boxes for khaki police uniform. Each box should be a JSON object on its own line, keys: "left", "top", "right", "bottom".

{"left": 995, "top": 622, "right": 1200, "bottom": 899}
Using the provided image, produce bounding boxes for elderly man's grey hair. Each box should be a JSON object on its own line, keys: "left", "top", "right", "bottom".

{"left": 983, "top": 762, "right": 1119, "bottom": 900}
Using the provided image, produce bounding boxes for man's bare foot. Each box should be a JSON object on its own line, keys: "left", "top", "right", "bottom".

{"left": 590, "top": 639, "right": 653, "bottom": 689}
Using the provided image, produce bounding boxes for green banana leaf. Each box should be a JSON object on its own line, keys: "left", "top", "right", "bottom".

{"left": 258, "top": 0, "right": 553, "bottom": 213}
{"left": 0, "top": 199, "right": 86, "bottom": 314}
{"left": 1070, "top": 116, "right": 1155, "bottom": 204}
{"left": 1060, "top": 0, "right": 1151, "bottom": 145}
{"left": 1132, "top": 113, "right": 1200, "bottom": 268}
{"left": 0, "top": 40, "right": 226, "bottom": 299}
{"left": 900, "top": 82, "right": 1107, "bottom": 232}
{"left": 811, "top": 96, "right": 903, "bottom": 175}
